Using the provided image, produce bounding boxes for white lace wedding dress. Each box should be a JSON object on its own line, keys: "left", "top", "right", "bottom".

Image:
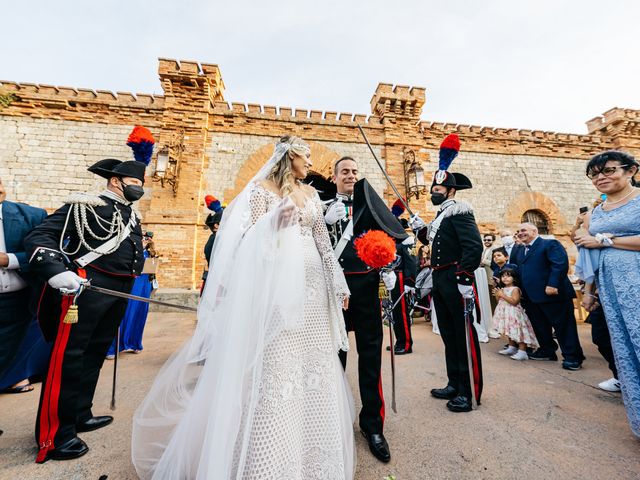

{"left": 132, "top": 183, "right": 355, "bottom": 479}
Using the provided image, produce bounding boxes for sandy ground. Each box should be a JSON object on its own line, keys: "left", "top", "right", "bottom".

{"left": 1, "top": 312, "right": 638, "bottom": 480}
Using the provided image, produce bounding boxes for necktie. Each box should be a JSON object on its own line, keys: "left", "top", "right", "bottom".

{"left": 524, "top": 245, "right": 530, "bottom": 255}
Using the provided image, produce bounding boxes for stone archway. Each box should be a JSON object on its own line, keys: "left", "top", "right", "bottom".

{"left": 504, "top": 191, "right": 566, "bottom": 234}
{"left": 223, "top": 141, "right": 340, "bottom": 200}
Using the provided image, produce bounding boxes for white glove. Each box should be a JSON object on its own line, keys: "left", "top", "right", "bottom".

{"left": 409, "top": 214, "right": 426, "bottom": 231}
{"left": 402, "top": 235, "right": 415, "bottom": 246}
{"left": 381, "top": 271, "right": 397, "bottom": 290}
{"left": 457, "top": 284, "right": 475, "bottom": 299}
{"left": 404, "top": 285, "right": 416, "bottom": 295}
{"left": 48, "top": 271, "right": 88, "bottom": 291}
{"left": 324, "top": 201, "right": 347, "bottom": 225}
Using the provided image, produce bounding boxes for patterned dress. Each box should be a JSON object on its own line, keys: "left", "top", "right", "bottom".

{"left": 237, "top": 185, "right": 352, "bottom": 479}
{"left": 493, "top": 286, "right": 539, "bottom": 348}
{"left": 590, "top": 195, "right": 640, "bottom": 437}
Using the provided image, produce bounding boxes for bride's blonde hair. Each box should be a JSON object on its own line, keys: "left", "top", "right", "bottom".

{"left": 267, "top": 135, "right": 310, "bottom": 197}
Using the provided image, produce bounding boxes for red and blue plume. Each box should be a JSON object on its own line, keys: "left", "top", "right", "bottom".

{"left": 127, "top": 126, "right": 155, "bottom": 165}
{"left": 391, "top": 198, "right": 405, "bottom": 217}
{"left": 205, "top": 195, "right": 222, "bottom": 212}
{"left": 438, "top": 133, "right": 460, "bottom": 171}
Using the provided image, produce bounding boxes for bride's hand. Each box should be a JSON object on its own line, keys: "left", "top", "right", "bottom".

{"left": 275, "top": 198, "right": 297, "bottom": 229}
{"left": 342, "top": 296, "right": 349, "bottom": 310}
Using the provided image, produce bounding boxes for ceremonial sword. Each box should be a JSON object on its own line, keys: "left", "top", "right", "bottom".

{"left": 356, "top": 124, "right": 415, "bottom": 218}
{"left": 61, "top": 282, "right": 197, "bottom": 410}
{"left": 380, "top": 288, "right": 409, "bottom": 414}
{"left": 83, "top": 284, "right": 198, "bottom": 312}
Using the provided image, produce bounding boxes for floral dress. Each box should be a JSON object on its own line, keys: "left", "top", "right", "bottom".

{"left": 493, "top": 286, "right": 539, "bottom": 348}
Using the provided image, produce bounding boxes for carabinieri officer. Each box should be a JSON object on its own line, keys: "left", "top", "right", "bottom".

{"left": 413, "top": 134, "right": 483, "bottom": 413}
{"left": 25, "top": 126, "right": 153, "bottom": 463}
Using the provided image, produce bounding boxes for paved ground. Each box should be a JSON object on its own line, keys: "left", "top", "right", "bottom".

{"left": 1, "top": 312, "right": 638, "bottom": 479}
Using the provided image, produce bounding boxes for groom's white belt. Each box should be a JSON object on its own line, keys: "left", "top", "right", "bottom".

{"left": 333, "top": 219, "right": 353, "bottom": 259}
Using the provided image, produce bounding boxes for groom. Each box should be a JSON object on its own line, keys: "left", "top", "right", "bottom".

{"left": 325, "top": 156, "right": 407, "bottom": 463}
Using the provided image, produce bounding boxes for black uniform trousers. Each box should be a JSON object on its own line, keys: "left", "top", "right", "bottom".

{"left": 587, "top": 305, "right": 618, "bottom": 378}
{"left": 338, "top": 270, "right": 385, "bottom": 435}
{"left": 35, "top": 269, "right": 133, "bottom": 454}
{"left": 0, "top": 288, "right": 31, "bottom": 377}
{"left": 521, "top": 297, "right": 585, "bottom": 363}
{"left": 432, "top": 267, "right": 483, "bottom": 402}
{"left": 390, "top": 273, "right": 413, "bottom": 351}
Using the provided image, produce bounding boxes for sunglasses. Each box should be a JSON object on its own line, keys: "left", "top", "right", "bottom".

{"left": 586, "top": 165, "right": 626, "bottom": 179}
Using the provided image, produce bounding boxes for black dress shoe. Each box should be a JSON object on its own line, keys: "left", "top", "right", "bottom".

{"left": 394, "top": 346, "right": 412, "bottom": 355}
{"left": 42, "top": 437, "right": 89, "bottom": 462}
{"left": 76, "top": 415, "right": 113, "bottom": 433}
{"left": 430, "top": 385, "right": 457, "bottom": 400}
{"left": 528, "top": 349, "right": 558, "bottom": 361}
{"left": 361, "top": 431, "right": 391, "bottom": 463}
{"left": 446, "top": 395, "right": 472, "bottom": 413}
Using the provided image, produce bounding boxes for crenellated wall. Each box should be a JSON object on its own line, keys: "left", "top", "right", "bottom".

{"left": 1, "top": 58, "right": 638, "bottom": 288}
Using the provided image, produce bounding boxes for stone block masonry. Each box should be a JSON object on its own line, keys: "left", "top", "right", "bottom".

{"left": 1, "top": 58, "right": 638, "bottom": 288}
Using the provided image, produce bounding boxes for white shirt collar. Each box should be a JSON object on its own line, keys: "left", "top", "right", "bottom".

{"left": 526, "top": 236, "right": 540, "bottom": 247}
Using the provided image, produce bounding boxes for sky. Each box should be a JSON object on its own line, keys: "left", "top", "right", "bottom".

{"left": 2, "top": 0, "right": 638, "bottom": 133}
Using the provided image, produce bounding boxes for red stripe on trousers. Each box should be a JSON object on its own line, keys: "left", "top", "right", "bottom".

{"left": 36, "top": 269, "right": 85, "bottom": 463}
{"left": 398, "top": 272, "right": 411, "bottom": 351}
{"left": 378, "top": 375, "right": 385, "bottom": 424}
{"left": 36, "top": 295, "right": 73, "bottom": 463}
{"left": 468, "top": 320, "right": 481, "bottom": 401}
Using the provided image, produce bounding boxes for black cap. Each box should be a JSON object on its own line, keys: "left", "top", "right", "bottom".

{"left": 205, "top": 210, "right": 224, "bottom": 226}
{"left": 431, "top": 171, "right": 473, "bottom": 191}
{"left": 88, "top": 158, "right": 147, "bottom": 183}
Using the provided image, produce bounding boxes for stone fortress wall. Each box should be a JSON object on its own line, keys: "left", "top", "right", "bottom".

{"left": 1, "top": 59, "right": 638, "bottom": 288}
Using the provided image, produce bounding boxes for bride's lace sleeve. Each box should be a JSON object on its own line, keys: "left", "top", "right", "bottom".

{"left": 311, "top": 193, "right": 350, "bottom": 302}
{"left": 249, "top": 184, "right": 271, "bottom": 225}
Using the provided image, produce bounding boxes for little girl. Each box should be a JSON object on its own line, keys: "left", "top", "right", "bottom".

{"left": 492, "top": 267, "right": 538, "bottom": 360}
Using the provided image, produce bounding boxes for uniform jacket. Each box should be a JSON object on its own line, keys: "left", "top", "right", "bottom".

{"left": 326, "top": 196, "right": 372, "bottom": 274}
{"left": 417, "top": 200, "right": 482, "bottom": 286}
{"left": 394, "top": 241, "right": 418, "bottom": 288}
{"left": 24, "top": 193, "right": 144, "bottom": 281}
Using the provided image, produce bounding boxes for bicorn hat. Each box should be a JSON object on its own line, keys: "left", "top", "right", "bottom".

{"left": 353, "top": 179, "right": 408, "bottom": 241}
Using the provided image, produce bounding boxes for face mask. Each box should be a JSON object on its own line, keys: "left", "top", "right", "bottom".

{"left": 430, "top": 192, "right": 447, "bottom": 206}
{"left": 501, "top": 236, "right": 514, "bottom": 246}
{"left": 120, "top": 180, "right": 144, "bottom": 202}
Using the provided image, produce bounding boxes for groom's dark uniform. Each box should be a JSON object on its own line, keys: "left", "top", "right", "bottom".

{"left": 326, "top": 178, "right": 407, "bottom": 462}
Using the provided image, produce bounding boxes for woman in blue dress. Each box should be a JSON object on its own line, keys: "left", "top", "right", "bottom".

{"left": 107, "top": 233, "right": 157, "bottom": 358}
{"left": 576, "top": 150, "right": 640, "bottom": 438}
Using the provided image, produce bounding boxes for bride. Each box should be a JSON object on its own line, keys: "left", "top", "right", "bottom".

{"left": 131, "top": 136, "right": 356, "bottom": 479}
